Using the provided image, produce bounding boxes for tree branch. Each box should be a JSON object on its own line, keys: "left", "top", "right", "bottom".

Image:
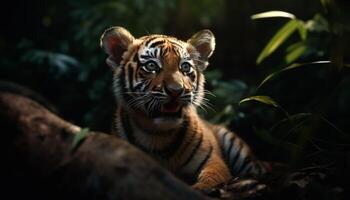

{"left": 0, "top": 91, "right": 208, "bottom": 200}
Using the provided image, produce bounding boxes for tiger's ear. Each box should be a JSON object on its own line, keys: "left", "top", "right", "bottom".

{"left": 187, "top": 29, "right": 215, "bottom": 68}
{"left": 100, "top": 26, "right": 135, "bottom": 68}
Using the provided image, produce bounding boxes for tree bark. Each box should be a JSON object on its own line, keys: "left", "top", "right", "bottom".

{"left": 0, "top": 91, "right": 208, "bottom": 200}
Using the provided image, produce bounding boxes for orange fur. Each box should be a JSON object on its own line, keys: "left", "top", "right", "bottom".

{"left": 101, "top": 27, "right": 269, "bottom": 189}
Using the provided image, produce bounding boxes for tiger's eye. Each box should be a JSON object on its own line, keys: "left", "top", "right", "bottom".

{"left": 143, "top": 61, "right": 159, "bottom": 73}
{"left": 180, "top": 62, "right": 192, "bottom": 73}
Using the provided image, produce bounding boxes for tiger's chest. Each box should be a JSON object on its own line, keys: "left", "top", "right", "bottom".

{"left": 114, "top": 110, "right": 221, "bottom": 179}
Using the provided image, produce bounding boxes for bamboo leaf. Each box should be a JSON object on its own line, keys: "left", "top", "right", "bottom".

{"left": 256, "top": 19, "right": 300, "bottom": 64}
{"left": 240, "top": 96, "right": 291, "bottom": 119}
{"left": 297, "top": 20, "right": 307, "bottom": 40}
{"left": 258, "top": 61, "right": 331, "bottom": 88}
{"left": 285, "top": 41, "right": 307, "bottom": 64}
{"left": 251, "top": 11, "right": 296, "bottom": 20}
{"left": 239, "top": 95, "right": 279, "bottom": 108}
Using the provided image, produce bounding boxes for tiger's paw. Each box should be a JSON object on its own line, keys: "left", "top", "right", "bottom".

{"left": 194, "top": 178, "right": 270, "bottom": 199}
{"left": 220, "top": 178, "right": 270, "bottom": 199}
{"left": 192, "top": 182, "right": 221, "bottom": 197}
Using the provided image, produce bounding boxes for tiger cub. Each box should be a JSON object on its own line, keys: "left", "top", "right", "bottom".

{"left": 100, "top": 26, "right": 269, "bottom": 189}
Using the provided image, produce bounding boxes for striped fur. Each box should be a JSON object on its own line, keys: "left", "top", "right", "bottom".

{"left": 101, "top": 27, "right": 270, "bottom": 189}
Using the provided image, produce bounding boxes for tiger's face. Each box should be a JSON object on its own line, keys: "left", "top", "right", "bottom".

{"left": 101, "top": 27, "right": 215, "bottom": 121}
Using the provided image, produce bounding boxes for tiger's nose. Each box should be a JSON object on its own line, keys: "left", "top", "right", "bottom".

{"left": 164, "top": 83, "right": 184, "bottom": 98}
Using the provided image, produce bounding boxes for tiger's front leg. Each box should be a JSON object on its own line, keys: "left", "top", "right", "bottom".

{"left": 192, "top": 154, "right": 231, "bottom": 190}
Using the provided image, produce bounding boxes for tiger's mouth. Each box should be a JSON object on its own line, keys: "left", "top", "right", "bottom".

{"left": 162, "top": 100, "right": 181, "bottom": 113}
{"left": 152, "top": 100, "right": 183, "bottom": 118}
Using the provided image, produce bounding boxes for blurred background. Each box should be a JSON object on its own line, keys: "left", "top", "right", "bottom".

{"left": 1, "top": 0, "right": 350, "bottom": 198}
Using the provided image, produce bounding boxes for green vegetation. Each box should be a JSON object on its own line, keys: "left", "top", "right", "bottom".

{"left": 0, "top": 0, "right": 349, "bottom": 198}
{"left": 238, "top": 1, "right": 350, "bottom": 198}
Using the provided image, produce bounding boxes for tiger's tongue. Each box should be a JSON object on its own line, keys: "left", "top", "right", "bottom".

{"left": 162, "top": 101, "right": 180, "bottom": 113}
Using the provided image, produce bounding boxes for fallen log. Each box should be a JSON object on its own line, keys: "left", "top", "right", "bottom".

{"left": 0, "top": 91, "right": 208, "bottom": 200}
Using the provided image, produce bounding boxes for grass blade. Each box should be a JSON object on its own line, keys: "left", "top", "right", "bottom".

{"left": 285, "top": 41, "right": 307, "bottom": 64}
{"left": 258, "top": 61, "right": 331, "bottom": 88}
{"left": 251, "top": 11, "right": 296, "bottom": 20}
{"left": 239, "top": 95, "right": 279, "bottom": 107}
{"left": 256, "top": 19, "right": 300, "bottom": 64}
{"left": 297, "top": 20, "right": 307, "bottom": 40}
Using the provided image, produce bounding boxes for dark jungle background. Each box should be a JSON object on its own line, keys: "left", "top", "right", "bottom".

{"left": 1, "top": 0, "right": 350, "bottom": 199}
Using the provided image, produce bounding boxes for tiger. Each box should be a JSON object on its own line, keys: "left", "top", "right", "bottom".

{"left": 100, "top": 26, "right": 270, "bottom": 190}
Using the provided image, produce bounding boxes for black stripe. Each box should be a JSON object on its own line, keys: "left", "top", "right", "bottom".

{"left": 179, "top": 133, "right": 203, "bottom": 169}
{"left": 161, "top": 46, "right": 169, "bottom": 57}
{"left": 133, "top": 52, "right": 142, "bottom": 81}
{"left": 144, "top": 36, "right": 157, "bottom": 47}
{"left": 154, "top": 48, "right": 158, "bottom": 57}
{"left": 226, "top": 137, "right": 235, "bottom": 162}
{"left": 129, "top": 116, "right": 189, "bottom": 158}
{"left": 119, "top": 66, "right": 132, "bottom": 103}
{"left": 144, "top": 100, "right": 152, "bottom": 112}
{"left": 221, "top": 131, "right": 230, "bottom": 147}
{"left": 133, "top": 52, "right": 139, "bottom": 62}
{"left": 194, "top": 145, "right": 213, "bottom": 176}
{"left": 150, "top": 40, "right": 165, "bottom": 48}
{"left": 134, "top": 80, "right": 148, "bottom": 92}
{"left": 140, "top": 55, "right": 152, "bottom": 60}
{"left": 120, "top": 109, "right": 135, "bottom": 145}
{"left": 192, "top": 74, "right": 201, "bottom": 102}
{"left": 236, "top": 156, "right": 251, "bottom": 175}
{"left": 138, "top": 71, "right": 146, "bottom": 79}
{"left": 142, "top": 80, "right": 152, "bottom": 92}
{"left": 150, "top": 48, "right": 156, "bottom": 58}
{"left": 160, "top": 45, "right": 166, "bottom": 57}
{"left": 174, "top": 48, "right": 181, "bottom": 57}
{"left": 169, "top": 41, "right": 183, "bottom": 49}
{"left": 189, "top": 72, "right": 196, "bottom": 82}
{"left": 120, "top": 109, "right": 155, "bottom": 153}
{"left": 229, "top": 141, "right": 242, "bottom": 170}
{"left": 150, "top": 117, "right": 189, "bottom": 157}
{"left": 128, "top": 65, "right": 134, "bottom": 91}
{"left": 242, "top": 164, "right": 254, "bottom": 176}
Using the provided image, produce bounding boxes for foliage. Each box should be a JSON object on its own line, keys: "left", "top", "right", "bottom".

{"left": 240, "top": 0, "right": 350, "bottom": 198}
{"left": 0, "top": 0, "right": 232, "bottom": 131}
{"left": 0, "top": 0, "right": 349, "bottom": 198}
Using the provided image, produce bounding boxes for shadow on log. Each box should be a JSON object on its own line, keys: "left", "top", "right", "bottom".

{"left": 3, "top": 84, "right": 342, "bottom": 200}
{"left": 0, "top": 91, "right": 208, "bottom": 200}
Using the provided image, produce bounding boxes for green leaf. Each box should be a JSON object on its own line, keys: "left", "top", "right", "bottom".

{"left": 320, "top": 0, "right": 328, "bottom": 9}
{"left": 251, "top": 11, "right": 296, "bottom": 20}
{"left": 285, "top": 41, "right": 307, "bottom": 64}
{"left": 256, "top": 19, "right": 300, "bottom": 64}
{"left": 305, "top": 14, "right": 329, "bottom": 33}
{"left": 239, "top": 95, "right": 279, "bottom": 108}
{"left": 297, "top": 20, "right": 307, "bottom": 40}
{"left": 70, "top": 128, "right": 90, "bottom": 153}
{"left": 240, "top": 96, "right": 292, "bottom": 119}
{"left": 258, "top": 61, "right": 331, "bottom": 88}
